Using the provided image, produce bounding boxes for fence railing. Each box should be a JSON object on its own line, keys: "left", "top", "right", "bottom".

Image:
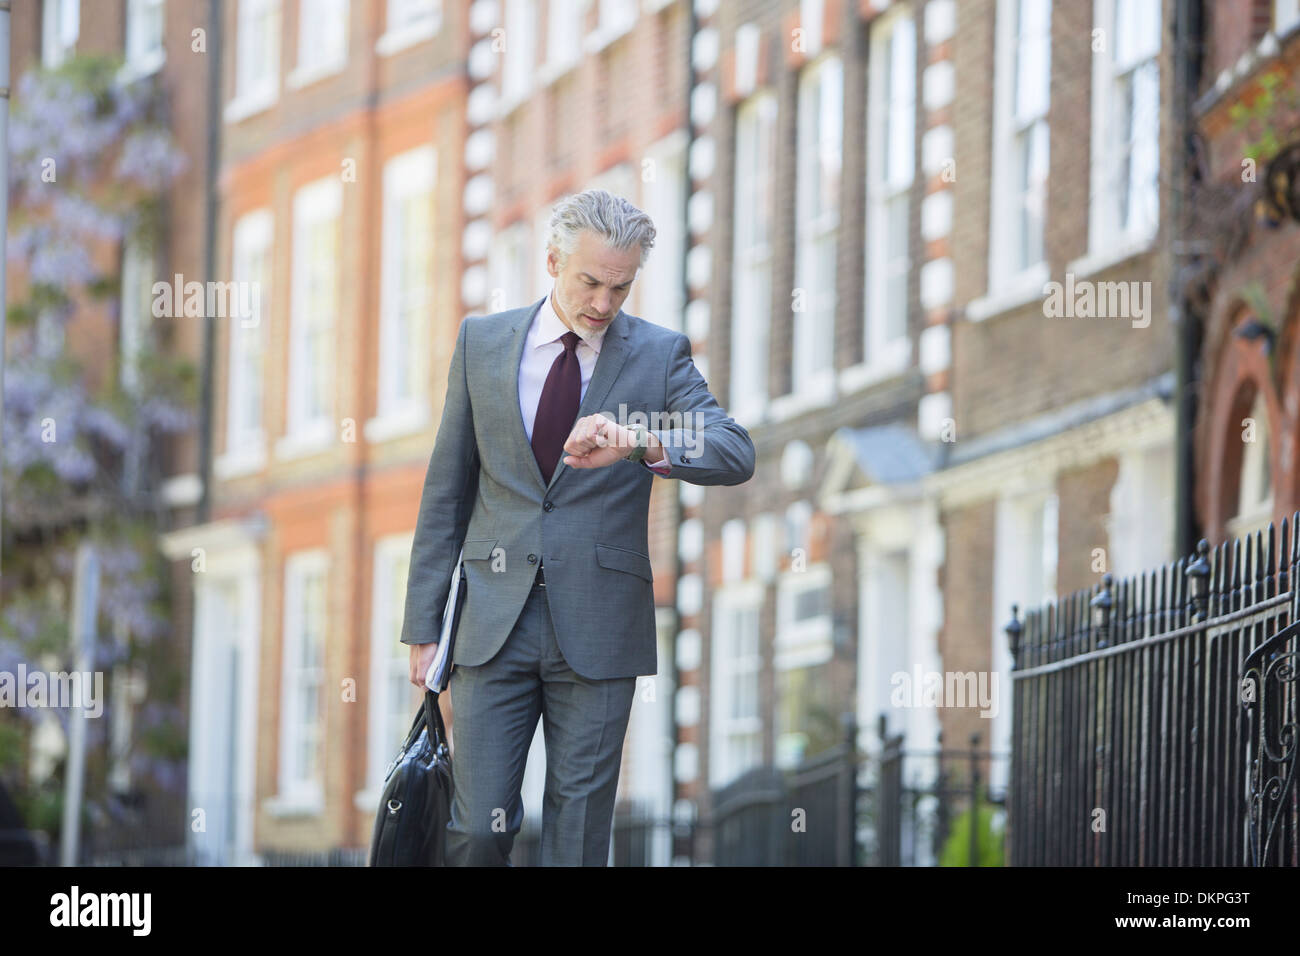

{"left": 1006, "top": 514, "right": 1300, "bottom": 866}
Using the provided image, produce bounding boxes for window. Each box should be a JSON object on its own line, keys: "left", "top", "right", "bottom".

{"left": 377, "top": 0, "right": 441, "bottom": 54}
{"left": 1090, "top": 0, "right": 1160, "bottom": 252}
{"left": 1276, "top": 0, "right": 1300, "bottom": 35}
{"left": 990, "top": 0, "right": 1050, "bottom": 289}
{"left": 284, "top": 177, "right": 341, "bottom": 451}
{"left": 709, "top": 582, "right": 763, "bottom": 787}
{"left": 279, "top": 550, "right": 328, "bottom": 810}
{"left": 635, "top": 132, "right": 686, "bottom": 331}
{"left": 501, "top": 0, "right": 537, "bottom": 108}
{"left": 488, "top": 221, "right": 532, "bottom": 313}
{"left": 1229, "top": 392, "right": 1275, "bottom": 540}
{"left": 992, "top": 488, "right": 1058, "bottom": 791}
{"left": 229, "top": 0, "right": 280, "bottom": 119}
{"left": 732, "top": 92, "right": 777, "bottom": 422}
{"left": 775, "top": 564, "right": 833, "bottom": 767}
{"left": 865, "top": 8, "right": 915, "bottom": 367}
{"left": 793, "top": 54, "right": 842, "bottom": 399}
{"left": 125, "top": 0, "right": 166, "bottom": 77}
{"left": 366, "top": 535, "right": 420, "bottom": 796}
{"left": 1106, "top": 443, "right": 1174, "bottom": 578}
{"left": 225, "top": 209, "right": 272, "bottom": 466}
{"left": 292, "top": 0, "right": 348, "bottom": 85}
{"left": 42, "top": 0, "right": 79, "bottom": 69}
{"left": 119, "top": 237, "right": 154, "bottom": 395}
{"left": 545, "top": 0, "right": 582, "bottom": 72}
{"left": 375, "top": 146, "right": 435, "bottom": 429}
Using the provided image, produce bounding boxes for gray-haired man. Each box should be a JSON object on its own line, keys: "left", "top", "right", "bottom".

{"left": 401, "top": 189, "right": 755, "bottom": 866}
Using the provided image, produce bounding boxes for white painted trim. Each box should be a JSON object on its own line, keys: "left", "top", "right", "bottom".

{"left": 965, "top": 260, "right": 1049, "bottom": 321}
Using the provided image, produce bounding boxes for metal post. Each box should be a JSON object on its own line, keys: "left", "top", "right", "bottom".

{"left": 60, "top": 542, "right": 100, "bottom": 865}
{"left": 0, "top": 1, "right": 11, "bottom": 577}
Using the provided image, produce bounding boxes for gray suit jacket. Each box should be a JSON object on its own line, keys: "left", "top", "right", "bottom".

{"left": 399, "top": 294, "right": 755, "bottom": 679}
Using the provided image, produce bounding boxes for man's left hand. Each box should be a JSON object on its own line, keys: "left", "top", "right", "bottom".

{"left": 563, "top": 414, "right": 650, "bottom": 469}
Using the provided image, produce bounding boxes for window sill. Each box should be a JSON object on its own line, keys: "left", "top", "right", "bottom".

{"left": 838, "top": 347, "right": 910, "bottom": 395}
{"left": 274, "top": 425, "right": 334, "bottom": 461}
{"left": 537, "top": 55, "right": 580, "bottom": 88}
{"left": 118, "top": 49, "right": 166, "bottom": 84}
{"left": 215, "top": 444, "right": 267, "bottom": 480}
{"left": 375, "top": 16, "right": 441, "bottom": 56}
{"left": 363, "top": 406, "right": 430, "bottom": 444}
{"left": 584, "top": 18, "right": 636, "bottom": 56}
{"left": 264, "top": 791, "right": 324, "bottom": 819}
{"left": 224, "top": 86, "right": 279, "bottom": 124}
{"left": 966, "top": 262, "right": 1050, "bottom": 322}
{"left": 287, "top": 58, "right": 346, "bottom": 91}
{"left": 1066, "top": 234, "right": 1157, "bottom": 282}
{"left": 768, "top": 378, "right": 835, "bottom": 422}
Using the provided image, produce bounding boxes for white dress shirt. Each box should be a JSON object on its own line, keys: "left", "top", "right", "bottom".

{"left": 518, "top": 289, "right": 671, "bottom": 475}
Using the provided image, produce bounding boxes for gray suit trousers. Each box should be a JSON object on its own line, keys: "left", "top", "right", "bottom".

{"left": 443, "top": 568, "right": 636, "bottom": 866}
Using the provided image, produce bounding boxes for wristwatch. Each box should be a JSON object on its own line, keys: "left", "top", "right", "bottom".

{"left": 625, "top": 423, "right": 650, "bottom": 463}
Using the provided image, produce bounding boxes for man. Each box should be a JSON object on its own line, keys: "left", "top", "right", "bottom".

{"left": 400, "top": 189, "right": 755, "bottom": 866}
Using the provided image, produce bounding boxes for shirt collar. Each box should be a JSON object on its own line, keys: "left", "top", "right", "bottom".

{"left": 537, "top": 288, "right": 606, "bottom": 354}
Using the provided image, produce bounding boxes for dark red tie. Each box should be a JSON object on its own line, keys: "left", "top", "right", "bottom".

{"left": 531, "top": 331, "right": 581, "bottom": 484}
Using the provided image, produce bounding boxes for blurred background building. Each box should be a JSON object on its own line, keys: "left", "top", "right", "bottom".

{"left": 3, "top": 0, "right": 1300, "bottom": 866}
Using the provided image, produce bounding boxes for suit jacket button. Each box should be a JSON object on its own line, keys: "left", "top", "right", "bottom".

{"left": 679, "top": 454, "right": 689, "bottom": 464}
{"left": 527, "top": 553, "right": 538, "bottom": 564}
{"left": 543, "top": 500, "right": 554, "bottom": 512}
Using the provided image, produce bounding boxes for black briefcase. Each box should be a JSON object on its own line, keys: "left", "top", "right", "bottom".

{"left": 368, "top": 689, "right": 453, "bottom": 866}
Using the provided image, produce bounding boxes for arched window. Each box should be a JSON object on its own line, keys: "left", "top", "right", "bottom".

{"left": 1227, "top": 391, "right": 1275, "bottom": 539}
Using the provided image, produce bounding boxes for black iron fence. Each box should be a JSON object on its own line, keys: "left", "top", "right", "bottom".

{"left": 1006, "top": 515, "right": 1300, "bottom": 866}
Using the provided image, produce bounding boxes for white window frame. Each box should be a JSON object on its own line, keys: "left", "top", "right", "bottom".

{"left": 1087, "top": 0, "right": 1160, "bottom": 259}
{"left": 586, "top": 0, "right": 637, "bottom": 53}
{"left": 488, "top": 220, "right": 532, "bottom": 315}
{"left": 634, "top": 130, "right": 686, "bottom": 332}
{"left": 279, "top": 176, "right": 341, "bottom": 457}
{"left": 864, "top": 6, "right": 916, "bottom": 378}
{"left": 288, "top": 0, "right": 349, "bottom": 88}
{"left": 119, "top": 236, "right": 154, "bottom": 396}
{"left": 988, "top": 0, "right": 1051, "bottom": 299}
{"left": 219, "top": 209, "right": 272, "bottom": 477}
{"left": 226, "top": 0, "right": 281, "bottom": 122}
{"left": 42, "top": 0, "right": 80, "bottom": 69}
{"left": 541, "top": 0, "right": 582, "bottom": 81}
{"left": 1276, "top": 0, "right": 1300, "bottom": 36}
{"left": 275, "top": 549, "right": 328, "bottom": 814}
{"left": 791, "top": 53, "right": 842, "bottom": 406}
{"left": 358, "top": 534, "right": 420, "bottom": 809}
{"left": 774, "top": 563, "right": 832, "bottom": 671}
{"left": 367, "top": 145, "right": 436, "bottom": 442}
{"left": 123, "top": 0, "right": 166, "bottom": 79}
{"left": 991, "top": 487, "right": 1058, "bottom": 793}
{"left": 708, "top": 580, "right": 764, "bottom": 788}
{"left": 500, "top": 0, "right": 538, "bottom": 113}
{"left": 1106, "top": 441, "right": 1174, "bottom": 578}
{"left": 731, "top": 91, "right": 777, "bottom": 426}
{"left": 376, "top": 0, "right": 441, "bottom": 55}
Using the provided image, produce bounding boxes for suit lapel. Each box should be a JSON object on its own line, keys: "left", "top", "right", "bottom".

{"left": 504, "top": 295, "right": 633, "bottom": 496}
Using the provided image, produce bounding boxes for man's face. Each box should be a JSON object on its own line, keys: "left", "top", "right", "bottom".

{"left": 546, "top": 229, "right": 640, "bottom": 342}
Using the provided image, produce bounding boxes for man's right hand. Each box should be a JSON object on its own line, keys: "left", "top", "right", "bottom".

{"left": 409, "top": 641, "right": 440, "bottom": 688}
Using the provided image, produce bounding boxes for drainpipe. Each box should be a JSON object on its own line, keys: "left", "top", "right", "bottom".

{"left": 668, "top": 0, "right": 700, "bottom": 862}
{"left": 1172, "top": 0, "right": 1204, "bottom": 559}
{"left": 197, "top": 0, "right": 223, "bottom": 525}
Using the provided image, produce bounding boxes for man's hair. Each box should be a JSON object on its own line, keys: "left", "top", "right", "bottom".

{"left": 545, "top": 188, "right": 657, "bottom": 272}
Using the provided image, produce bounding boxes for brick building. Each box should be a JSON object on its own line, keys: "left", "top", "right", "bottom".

{"left": 159, "top": 0, "right": 465, "bottom": 863}
{"left": 1186, "top": 1, "right": 1300, "bottom": 544}
{"left": 6, "top": 0, "right": 214, "bottom": 849}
